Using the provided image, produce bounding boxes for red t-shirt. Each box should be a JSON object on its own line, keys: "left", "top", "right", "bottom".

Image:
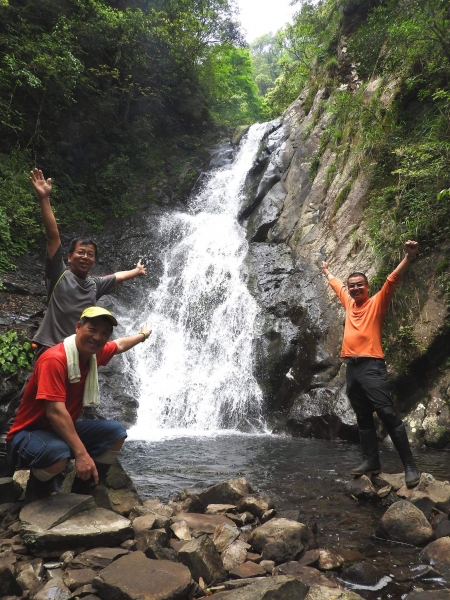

{"left": 7, "top": 341, "right": 117, "bottom": 440}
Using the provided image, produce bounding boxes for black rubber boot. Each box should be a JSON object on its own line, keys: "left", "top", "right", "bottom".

{"left": 351, "top": 428, "right": 381, "bottom": 476}
{"left": 388, "top": 422, "right": 420, "bottom": 488}
{"left": 24, "top": 471, "right": 63, "bottom": 504}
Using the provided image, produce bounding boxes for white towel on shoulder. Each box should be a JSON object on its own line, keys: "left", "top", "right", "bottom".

{"left": 63, "top": 334, "right": 100, "bottom": 407}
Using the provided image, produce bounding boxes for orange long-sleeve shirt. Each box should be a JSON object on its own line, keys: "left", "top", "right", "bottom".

{"left": 328, "top": 271, "right": 400, "bottom": 359}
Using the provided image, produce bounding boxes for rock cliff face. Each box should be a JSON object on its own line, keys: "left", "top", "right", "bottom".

{"left": 242, "top": 87, "right": 450, "bottom": 447}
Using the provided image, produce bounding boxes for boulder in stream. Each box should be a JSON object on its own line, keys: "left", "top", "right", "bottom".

{"left": 178, "top": 534, "right": 227, "bottom": 584}
{"left": 248, "top": 518, "right": 317, "bottom": 563}
{"left": 376, "top": 500, "right": 434, "bottom": 546}
{"left": 419, "top": 537, "right": 450, "bottom": 582}
{"left": 197, "top": 477, "right": 253, "bottom": 506}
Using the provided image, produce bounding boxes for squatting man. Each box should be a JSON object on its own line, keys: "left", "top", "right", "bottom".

{"left": 6, "top": 306, "right": 151, "bottom": 500}
{"left": 321, "top": 240, "right": 420, "bottom": 488}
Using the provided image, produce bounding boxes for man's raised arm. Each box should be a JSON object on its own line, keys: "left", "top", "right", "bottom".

{"left": 30, "top": 168, "right": 60, "bottom": 259}
{"left": 114, "top": 260, "right": 147, "bottom": 283}
{"left": 393, "top": 240, "right": 419, "bottom": 278}
{"left": 114, "top": 323, "right": 152, "bottom": 354}
{"left": 321, "top": 261, "right": 334, "bottom": 281}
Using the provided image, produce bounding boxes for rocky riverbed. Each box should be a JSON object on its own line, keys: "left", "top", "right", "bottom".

{"left": 1, "top": 464, "right": 450, "bottom": 600}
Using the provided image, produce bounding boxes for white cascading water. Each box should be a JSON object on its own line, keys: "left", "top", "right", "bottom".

{"left": 127, "top": 123, "right": 268, "bottom": 440}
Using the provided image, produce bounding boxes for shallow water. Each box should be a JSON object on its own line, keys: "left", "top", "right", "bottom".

{"left": 121, "top": 434, "right": 450, "bottom": 599}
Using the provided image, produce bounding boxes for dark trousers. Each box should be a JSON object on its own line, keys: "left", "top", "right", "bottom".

{"left": 346, "top": 358, "right": 401, "bottom": 431}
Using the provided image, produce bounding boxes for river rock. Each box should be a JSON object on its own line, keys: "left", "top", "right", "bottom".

{"left": 306, "top": 587, "right": 365, "bottom": 600}
{"left": 207, "top": 504, "right": 237, "bottom": 515}
{"left": 229, "top": 561, "right": 266, "bottom": 578}
{"left": 172, "top": 512, "right": 235, "bottom": 534}
{"left": 90, "top": 482, "right": 141, "bottom": 517}
{"left": 69, "top": 584, "right": 98, "bottom": 598}
{"left": 214, "top": 523, "right": 240, "bottom": 553}
{"left": 397, "top": 473, "right": 450, "bottom": 512}
{"left": 0, "top": 477, "right": 23, "bottom": 503}
{"left": 0, "top": 556, "right": 23, "bottom": 596}
{"left": 317, "top": 548, "right": 344, "bottom": 570}
{"left": 21, "top": 495, "right": 133, "bottom": 552}
{"left": 168, "top": 489, "right": 204, "bottom": 514}
{"left": 340, "top": 562, "right": 385, "bottom": 588}
{"left": 93, "top": 551, "right": 193, "bottom": 599}
{"left": 135, "top": 528, "right": 169, "bottom": 551}
{"left": 221, "top": 540, "right": 250, "bottom": 571}
{"left": 142, "top": 498, "right": 174, "bottom": 517}
{"left": 209, "top": 575, "right": 308, "bottom": 599}
{"left": 274, "top": 563, "right": 338, "bottom": 588}
{"left": 69, "top": 547, "right": 128, "bottom": 570}
{"left": 197, "top": 478, "right": 252, "bottom": 506}
{"left": 129, "top": 505, "right": 171, "bottom": 530}
{"left": 376, "top": 500, "right": 434, "bottom": 545}
{"left": 131, "top": 513, "right": 156, "bottom": 532}
{"left": 373, "top": 472, "right": 405, "bottom": 490}
{"left": 63, "top": 568, "right": 97, "bottom": 591}
{"left": 34, "top": 578, "right": 72, "bottom": 600}
{"left": 419, "top": 537, "right": 450, "bottom": 581}
{"left": 171, "top": 519, "right": 192, "bottom": 541}
{"left": 299, "top": 549, "right": 320, "bottom": 567}
{"left": 236, "top": 494, "right": 274, "bottom": 518}
{"left": 16, "top": 562, "right": 43, "bottom": 595}
{"left": 178, "top": 534, "right": 227, "bottom": 584}
{"left": 345, "top": 475, "right": 379, "bottom": 502}
{"left": 433, "top": 513, "right": 450, "bottom": 538}
{"left": 248, "top": 518, "right": 317, "bottom": 562}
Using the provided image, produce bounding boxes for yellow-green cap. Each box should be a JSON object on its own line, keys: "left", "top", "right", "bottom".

{"left": 80, "top": 306, "right": 118, "bottom": 326}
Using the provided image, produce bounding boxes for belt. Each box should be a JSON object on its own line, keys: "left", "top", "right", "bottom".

{"left": 345, "top": 356, "right": 372, "bottom": 364}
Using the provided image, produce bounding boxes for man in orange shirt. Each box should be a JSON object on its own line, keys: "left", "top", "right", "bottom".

{"left": 321, "top": 241, "right": 420, "bottom": 487}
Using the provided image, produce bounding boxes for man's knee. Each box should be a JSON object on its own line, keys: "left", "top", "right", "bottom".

{"left": 376, "top": 407, "right": 402, "bottom": 430}
{"left": 355, "top": 414, "right": 375, "bottom": 430}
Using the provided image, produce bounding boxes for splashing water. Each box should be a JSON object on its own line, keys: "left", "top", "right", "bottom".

{"left": 127, "top": 124, "right": 268, "bottom": 440}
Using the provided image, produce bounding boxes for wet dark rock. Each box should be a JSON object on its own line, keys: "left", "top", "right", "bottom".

{"left": 69, "top": 584, "right": 98, "bottom": 598}
{"left": 340, "top": 561, "right": 385, "bottom": 587}
{"left": 197, "top": 478, "right": 252, "bottom": 506}
{"left": 63, "top": 568, "right": 97, "bottom": 591}
{"left": 376, "top": 500, "right": 434, "bottom": 546}
{"left": 246, "top": 182, "right": 286, "bottom": 243}
{"left": 420, "top": 537, "right": 450, "bottom": 582}
{"left": 135, "top": 528, "right": 169, "bottom": 553}
{"left": 273, "top": 562, "right": 339, "bottom": 588}
{"left": 93, "top": 551, "right": 193, "bottom": 600}
{"left": 209, "top": 143, "right": 236, "bottom": 169}
{"left": 89, "top": 460, "right": 142, "bottom": 516}
{"left": 403, "top": 590, "right": 450, "bottom": 599}
{"left": 0, "top": 556, "right": 22, "bottom": 596}
{"left": 0, "top": 478, "right": 23, "bottom": 503}
{"left": 433, "top": 513, "right": 450, "bottom": 538}
{"left": 178, "top": 534, "right": 227, "bottom": 584}
{"left": 345, "top": 475, "right": 379, "bottom": 502}
{"left": 169, "top": 489, "right": 204, "bottom": 514}
{"left": 34, "top": 578, "right": 72, "bottom": 600}
{"left": 207, "top": 575, "right": 308, "bottom": 600}
{"left": 262, "top": 540, "right": 304, "bottom": 564}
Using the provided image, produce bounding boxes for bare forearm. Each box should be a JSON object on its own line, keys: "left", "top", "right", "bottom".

{"left": 114, "top": 267, "right": 141, "bottom": 283}
{"left": 39, "top": 197, "right": 60, "bottom": 257}
{"left": 115, "top": 333, "right": 148, "bottom": 354}
{"left": 46, "top": 405, "right": 86, "bottom": 457}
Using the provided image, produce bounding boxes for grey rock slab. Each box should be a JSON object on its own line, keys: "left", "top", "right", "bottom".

{"left": 229, "top": 561, "right": 266, "bottom": 579}
{"left": 376, "top": 501, "right": 434, "bottom": 546}
{"left": 69, "top": 584, "right": 98, "bottom": 598}
{"left": 172, "top": 512, "right": 235, "bottom": 534}
{"left": 178, "top": 534, "right": 227, "bottom": 585}
{"left": 206, "top": 504, "right": 237, "bottom": 515}
{"left": 207, "top": 575, "right": 308, "bottom": 599}
{"left": 69, "top": 547, "right": 129, "bottom": 570}
{"left": 221, "top": 540, "right": 249, "bottom": 571}
{"left": 16, "top": 562, "right": 43, "bottom": 594}
{"left": 20, "top": 494, "right": 96, "bottom": 530}
{"left": 197, "top": 478, "right": 252, "bottom": 506}
{"left": 248, "top": 518, "right": 317, "bottom": 556}
{"left": 93, "top": 551, "right": 193, "bottom": 600}
{"left": 34, "top": 578, "right": 72, "bottom": 600}
{"left": 132, "top": 513, "right": 157, "bottom": 532}
{"left": 21, "top": 507, "right": 133, "bottom": 552}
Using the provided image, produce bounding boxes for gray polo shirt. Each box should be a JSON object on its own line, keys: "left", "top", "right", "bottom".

{"left": 33, "top": 245, "right": 116, "bottom": 347}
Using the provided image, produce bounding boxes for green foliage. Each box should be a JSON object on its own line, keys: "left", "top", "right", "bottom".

{"left": 309, "top": 153, "right": 321, "bottom": 181}
{"left": 0, "top": 330, "right": 34, "bottom": 375}
{"left": 332, "top": 180, "right": 352, "bottom": 216}
{"left": 0, "top": 150, "right": 45, "bottom": 271}
{"left": 0, "top": 0, "right": 261, "bottom": 269}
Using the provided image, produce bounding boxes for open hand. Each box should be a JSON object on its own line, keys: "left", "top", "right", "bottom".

{"left": 140, "top": 323, "right": 152, "bottom": 339}
{"left": 321, "top": 261, "right": 329, "bottom": 276}
{"left": 30, "top": 168, "right": 52, "bottom": 199}
{"left": 135, "top": 259, "right": 147, "bottom": 276}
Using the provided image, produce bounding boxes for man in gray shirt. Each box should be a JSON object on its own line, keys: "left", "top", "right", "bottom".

{"left": 30, "top": 168, "right": 147, "bottom": 354}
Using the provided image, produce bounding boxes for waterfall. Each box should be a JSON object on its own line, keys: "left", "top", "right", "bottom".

{"left": 127, "top": 124, "right": 267, "bottom": 440}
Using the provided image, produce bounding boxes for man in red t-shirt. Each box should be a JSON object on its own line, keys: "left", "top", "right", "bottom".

{"left": 321, "top": 241, "right": 420, "bottom": 488}
{"left": 6, "top": 306, "right": 151, "bottom": 500}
